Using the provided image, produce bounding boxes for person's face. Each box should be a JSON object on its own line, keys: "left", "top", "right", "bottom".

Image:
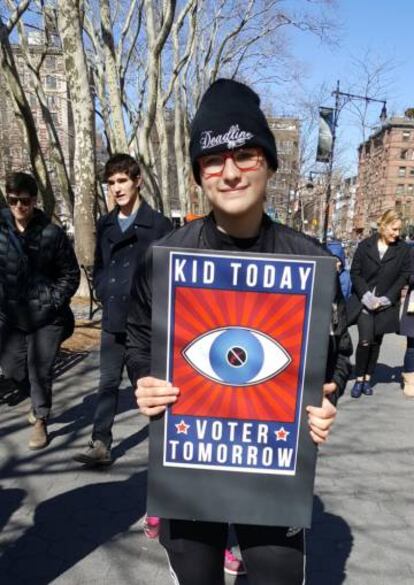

{"left": 7, "top": 192, "right": 36, "bottom": 224}
{"left": 199, "top": 147, "right": 272, "bottom": 219}
{"left": 107, "top": 172, "right": 142, "bottom": 210}
{"left": 381, "top": 219, "right": 401, "bottom": 244}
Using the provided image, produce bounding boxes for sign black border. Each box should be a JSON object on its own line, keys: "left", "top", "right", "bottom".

{"left": 147, "top": 246, "right": 337, "bottom": 528}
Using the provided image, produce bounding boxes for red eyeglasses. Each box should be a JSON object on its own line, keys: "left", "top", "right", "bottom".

{"left": 198, "top": 147, "right": 264, "bottom": 178}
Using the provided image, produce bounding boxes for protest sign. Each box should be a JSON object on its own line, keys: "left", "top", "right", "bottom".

{"left": 147, "top": 247, "right": 336, "bottom": 527}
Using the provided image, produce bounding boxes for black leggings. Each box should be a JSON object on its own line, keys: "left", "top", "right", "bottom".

{"left": 355, "top": 311, "right": 383, "bottom": 378}
{"left": 160, "top": 519, "right": 305, "bottom": 585}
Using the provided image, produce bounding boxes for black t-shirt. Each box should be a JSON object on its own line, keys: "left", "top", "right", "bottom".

{"left": 204, "top": 213, "right": 265, "bottom": 253}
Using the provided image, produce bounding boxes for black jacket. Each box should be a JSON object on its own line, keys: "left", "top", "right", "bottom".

{"left": 93, "top": 199, "right": 172, "bottom": 333}
{"left": 126, "top": 214, "right": 352, "bottom": 400}
{"left": 0, "top": 208, "right": 80, "bottom": 332}
{"left": 399, "top": 244, "right": 414, "bottom": 337}
{"left": 348, "top": 234, "right": 411, "bottom": 334}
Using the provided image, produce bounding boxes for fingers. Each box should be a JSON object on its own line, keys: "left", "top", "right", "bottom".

{"left": 306, "top": 397, "right": 337, "bottom": 445}
{"left": 323, "top": 382, "right": 337, "bottom": 396}
{"left": 135, "top": 376, "right": 179, "bottom": 417}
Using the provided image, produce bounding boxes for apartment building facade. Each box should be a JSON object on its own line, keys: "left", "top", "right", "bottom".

{"left": 266, "top": 117, "right": 300, "bottom": 224}
{"left": 0, "top": 34, "right": 74, "bottom": 215}
{"left": 354, "top": 117, "right": 414, "bottom": 237}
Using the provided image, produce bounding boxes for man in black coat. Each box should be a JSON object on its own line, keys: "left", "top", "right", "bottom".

{"left": 74, "top": 154, "right": 172, "bottom": 466}
{"left": 0, "top": 172, "right": 80, "bottom": 449}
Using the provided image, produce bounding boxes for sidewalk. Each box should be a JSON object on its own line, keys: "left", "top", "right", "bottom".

{"left": 1, "top": 330, "right": 413, "bottom": 584}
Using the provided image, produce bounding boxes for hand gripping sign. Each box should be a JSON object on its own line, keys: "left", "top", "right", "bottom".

{"left": 148, "top": 247, "right": 337, "bottom": 528}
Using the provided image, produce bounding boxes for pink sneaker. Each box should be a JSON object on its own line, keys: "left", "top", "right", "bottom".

{"left": 224, "top": 548, "right": 246, "bottom": 576}
{"left": 143, "top": 515, "right": 160, "bottom": 539}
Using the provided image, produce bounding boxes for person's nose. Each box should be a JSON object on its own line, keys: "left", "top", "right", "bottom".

{"left": 221, "top": 156, "right": 242, "bottom": 182}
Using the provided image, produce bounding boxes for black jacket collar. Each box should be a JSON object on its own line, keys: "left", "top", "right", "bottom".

{"left": 103, "top": 199, "right": 155, "bottom": 227}
{"left": 101, "top": 199, "right": 156, "bottom": 243}
{"left": 365, "top": 233, "right": 403, "bottom": 264}
{"left": 1, "top": 207, "right": 49, "bottom": 234}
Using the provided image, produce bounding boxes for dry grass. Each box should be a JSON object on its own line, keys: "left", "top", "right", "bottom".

{"left": 61, "top": 319, "right": 101, "bottom": 352}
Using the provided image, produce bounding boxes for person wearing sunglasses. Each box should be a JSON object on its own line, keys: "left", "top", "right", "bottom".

{"left": 0, "top": 172, "right": 80, "bottom": 449}
{"left": 126, "top": 79, "right": 352, "bottom": 585}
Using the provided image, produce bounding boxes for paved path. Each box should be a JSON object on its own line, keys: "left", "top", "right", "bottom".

{"left": 0, "top": 329, "right": 413, "bottom": 584}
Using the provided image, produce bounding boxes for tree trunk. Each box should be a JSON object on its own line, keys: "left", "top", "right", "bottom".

{"left": 99, "top": 0, "right": 129, "bottom": 152}
{"left": 57, "top": 0, "right": 96, "bottom": 275}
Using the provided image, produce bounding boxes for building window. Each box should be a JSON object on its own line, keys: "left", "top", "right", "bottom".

{"left": 45, "top": 75, "right": 57, "bottom": 89}
{"left": 47, "top": 95, "right": 57, "bottom": 109}
{"left": 410, "top": 169, "right": 414, "bottom": 176}
{"left": 51, "top": 112, "right": 59, "bottom": 126}
{"left": 403, "top": 130, "right": 411, "bottom": 141}
{"left": 396, "top": 184, "right": 405, "bottom": 195}
{"left": 278, "top": 140, "right": 293, "bottom": 154}
{"left": 279, "top": 159, "right": 291, "bottom": 172}
{"left": 399, "top": 167, "right": 406, "bottom": 177}
{"left": 408, "top": 185, "right": 414, "bottom": 195}
{"left": 45, "top": 55, "right": 56, "bottom": 70}
{"left": 401, "top": 149, "right": 408, "bottom": 160}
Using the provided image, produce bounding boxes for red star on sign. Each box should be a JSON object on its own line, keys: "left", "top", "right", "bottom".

{"left": 175, "top": 420, "right": 190, "bottom": 434}
{"left": 275, "top": 426, "right": 289, "bottom": 441}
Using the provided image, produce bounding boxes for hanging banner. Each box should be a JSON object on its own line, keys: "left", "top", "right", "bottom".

{"left": 316, "top": 107, "right": 334, "bottom": 163}
{"left": 147, "top": 247, "right": 337, "bottom": 528}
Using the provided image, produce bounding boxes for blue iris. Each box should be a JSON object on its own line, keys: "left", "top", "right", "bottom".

{"left": 209, "top": 329, "right": 264, "bottom": 385}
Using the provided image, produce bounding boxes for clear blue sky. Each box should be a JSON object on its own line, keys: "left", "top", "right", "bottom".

{"left": 287, "top": 0, "right": 414, "bottom": 175}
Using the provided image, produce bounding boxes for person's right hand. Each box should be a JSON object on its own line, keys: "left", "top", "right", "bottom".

{"left": 135, "top": 376, "right": 179, "bottom": 417}
{"left": 361, "top": 290, "right": 380, "bottom": 311}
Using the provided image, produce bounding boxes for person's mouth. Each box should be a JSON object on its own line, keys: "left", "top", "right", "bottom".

{"left": 220, "top": 186, "right": 247, "bottom": 193}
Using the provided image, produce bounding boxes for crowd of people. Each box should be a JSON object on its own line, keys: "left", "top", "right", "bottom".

{"left": 1, "top": 78, "right": 413, "bottom": 584}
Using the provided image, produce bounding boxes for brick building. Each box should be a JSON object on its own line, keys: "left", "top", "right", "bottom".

{"left": 354, "top": 117, "right": 414, "bottom": 237}
{"left": 0, "top": 34, "right": 74, "bottom": 215}
{"left": 266, "top": 117, "right": 300, "bottom": 223}
{"left": 332, "top": 176, "right": 357, "bottom": 240}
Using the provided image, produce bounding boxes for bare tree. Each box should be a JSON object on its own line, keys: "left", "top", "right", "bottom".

{"left": 0, "top": 0, "right": 56, "bottom": 215}
{"left": 57, "top": 0, "right": 96, "bottom": 279}
{"left": 9, "top": 1, "right": 74, "bottom": 220}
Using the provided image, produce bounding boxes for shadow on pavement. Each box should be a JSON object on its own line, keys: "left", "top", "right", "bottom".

{"left": 348, "top": 363, "right": 402, "bottom": 387}
{"left": 49, "top": 384, "right": 137, "bottom": 443}
{"left": 372, "top": 362, "right": 402, "bottom": 385}
{"left": 0, "top": 470, "right": 147, "bottom": 584}
{"left": 306, "top": 496, "right": 352, "bottom": 585}
{"left": 112, "top": 423, "right": 149, "bottom": 461}
{"left": 0, "top": 485, "right": 26, "bottom": 534}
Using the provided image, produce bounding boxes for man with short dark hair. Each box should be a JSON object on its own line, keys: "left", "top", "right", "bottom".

{"left": 74, "top": 153, "right": 172, "bottom": 466}
{"left": 0, "top": 172, "right": 80, "bottom": 449}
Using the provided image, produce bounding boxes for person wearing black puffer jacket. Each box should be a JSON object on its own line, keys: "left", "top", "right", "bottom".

{"left": 0, "top": 172, "right": 80, "bottom": 450}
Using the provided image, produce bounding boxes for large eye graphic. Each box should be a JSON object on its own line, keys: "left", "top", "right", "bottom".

{"left": 182, "top": 327, "right": 291, "bottom": 386}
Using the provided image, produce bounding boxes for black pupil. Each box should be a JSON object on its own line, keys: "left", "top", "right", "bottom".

{"left": 227, "top": 347, "right": 246, "bottom": 367}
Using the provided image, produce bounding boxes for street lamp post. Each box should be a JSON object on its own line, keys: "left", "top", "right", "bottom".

{"left": 320, "top": 80, "right": 387, "bottom": 243}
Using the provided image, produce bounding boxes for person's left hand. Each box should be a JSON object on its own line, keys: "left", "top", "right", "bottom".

{"left": 306, "top": 382, "right": 337, "bottom": 444}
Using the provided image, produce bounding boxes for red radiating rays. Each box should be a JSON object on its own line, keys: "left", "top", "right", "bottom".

{"left": 171, "top": 287, "right": 307, "bottom": 422}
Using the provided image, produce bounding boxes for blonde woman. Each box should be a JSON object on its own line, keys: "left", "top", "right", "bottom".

{"left": 349, "top": 210, "right": 410, "bottom": 398}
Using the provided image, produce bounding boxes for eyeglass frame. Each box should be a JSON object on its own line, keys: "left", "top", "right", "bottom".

{"left": 198, "top": 146, "right": 265, "bottom": 179}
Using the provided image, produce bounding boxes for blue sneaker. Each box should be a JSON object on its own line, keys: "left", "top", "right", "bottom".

{"left": 351, "top": 381, "right": 364, "bottom": 398}
{"left": 362, "top": 381, "right": 373, "bottom": 396}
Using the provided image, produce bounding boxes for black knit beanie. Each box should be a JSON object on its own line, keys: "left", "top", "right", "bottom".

{"left": 190, "top": 79, "right": 278, "bottom": 184}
